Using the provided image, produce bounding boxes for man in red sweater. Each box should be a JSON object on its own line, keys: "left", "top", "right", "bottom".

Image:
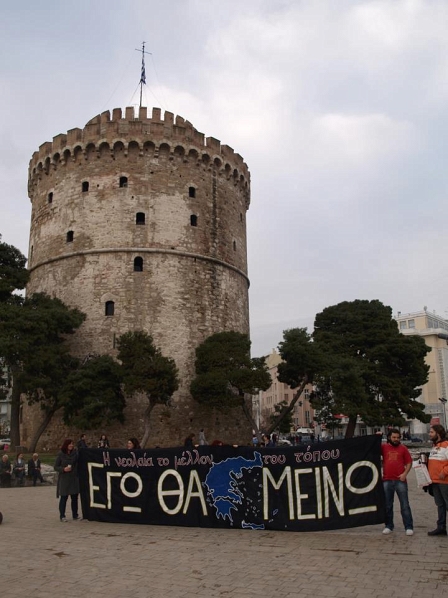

{"left": 427, "top": 424, "right": 448, "bottom": 536}
{"left": 381, "top": 429, "right": 414, "bottom": 535}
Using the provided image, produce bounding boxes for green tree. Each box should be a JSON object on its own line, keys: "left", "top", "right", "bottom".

{"left": 312, "top": 300, "right": 430, "bottom": 437}
{"left": 0, "top": 236, "right": 29, "bottom": 303}
{"left": 0, "top": 236, "right": 29, "bottom": 444}
{"left": 268, "top": 327, "right": 320, "bottom": 436}
{"left": 278, "top": 300, "right": 431, "bottom": 439}
{"left": 61, "top": 354, "right": 126, "bottom": 431}
{"left": 190, "top": 331, "right": 271, "bottom": 438}
{"left": 0, "top": 293, "right": 86, "bottom": 450}
{"left": 117, "top": 331, "right": 179, "bottom": 447}
{"left": 269, "top": 400, "right": 293, "bottom": 434}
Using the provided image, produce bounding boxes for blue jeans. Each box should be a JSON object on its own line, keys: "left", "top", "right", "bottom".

{"left": 383, "top": 480, "right": 413, "bottom": 531}
{"left": 432, "top": 483, "right": 448, "bottom": 530}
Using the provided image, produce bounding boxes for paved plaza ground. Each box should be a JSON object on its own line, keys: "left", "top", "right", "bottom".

{"left": 1, "top": 468, "right": 447, "bottom": 598}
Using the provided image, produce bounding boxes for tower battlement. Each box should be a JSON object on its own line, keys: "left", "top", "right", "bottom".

{"left": 29, "top": 107, "right": 250, "bottom": 200}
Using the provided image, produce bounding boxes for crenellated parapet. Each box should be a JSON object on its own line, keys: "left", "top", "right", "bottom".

{"left": 28, "top": 107, "right": 250, "bottom": 201}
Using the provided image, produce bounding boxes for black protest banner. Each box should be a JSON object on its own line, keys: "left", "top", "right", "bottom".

{"left": 78, "top": 435, "right": 385, "bottom": 532}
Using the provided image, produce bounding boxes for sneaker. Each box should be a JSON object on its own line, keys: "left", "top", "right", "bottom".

{"left": 73, "top": 516, "right": 83, "bottom": 521}
{"left": 382, "top": 527, "right": 393, "bottom": 534}
{"left": 427, "top": 528, "right": 447, "bottom": 536}
{"left": 60, "top": 517, "right": 68, "bottom": 522}
{"left": 406, "top": 529, "right": 414, "bottom": 536}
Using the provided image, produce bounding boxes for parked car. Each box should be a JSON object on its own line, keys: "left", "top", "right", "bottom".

{"left": 277, "top": 438, "right": 292, "bottom": 446}
{"left": 0, "top": 439, "right": 11, "bottom": 450}
{"left": 410, "top": 436, "right": 424, "bottom": 443}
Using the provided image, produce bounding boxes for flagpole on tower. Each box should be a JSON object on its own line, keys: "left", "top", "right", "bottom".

{"left": 135, "top": 42, "right": 151, "bottom": 108}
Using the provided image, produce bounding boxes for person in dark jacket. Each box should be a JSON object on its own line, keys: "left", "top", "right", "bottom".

{"left": 77, "top": 434, "right": 88, "bottom": 450}
{"left": 28, "top": 453, "right": 44, "bottom": 486}
{"left": 98, "top": 434, "right": 110, "bottom": 449}
{"left": 184, "top": 433, "right": 195, "bottom": 448}
{"left": 0, "top": 454, "right": 12, "bottom": 488}
{"left": 54, "top": 439, "right": 80, "bottom": 522}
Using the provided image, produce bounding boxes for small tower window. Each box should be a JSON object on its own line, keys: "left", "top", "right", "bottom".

{"left": 82, "top": 181, "right": 89, "bottom": 192}
{"left": 189, "top": 186, "right": 196, "bottom": 198}
{"left": 48, "top": 192, "right": 53, "bottom": 204}
{"left": 119, "top": 176, "right": 128, "bottom": 188}
{"left": 190, "top": 214, "right": 198, "bottom": 227}
{"left": 66, "top": 231, "right": 74, "bottom": 243}
{"left": 233, "top": 240, "right": 236, "bottom": 251}
{"left": 136, "top": 212, "right": 145, "bottom": 225}
{"left": 105, "top": 301, "right": 115, "bottom": 316}
{"left": 134, "top": 257, "right": 143, "bottom": 272}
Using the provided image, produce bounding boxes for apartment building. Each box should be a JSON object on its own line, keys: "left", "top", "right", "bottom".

{"left": 395, "top": 308, "right": 448, "bottom": 434}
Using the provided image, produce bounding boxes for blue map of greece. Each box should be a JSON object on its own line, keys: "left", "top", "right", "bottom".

{"left": 203, "top": 452, "right": 264, "bottom": 529}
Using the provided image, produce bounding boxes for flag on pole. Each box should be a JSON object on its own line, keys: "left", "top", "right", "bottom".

{"left": 140, "top": 60, "right": 146, "bottom": 85}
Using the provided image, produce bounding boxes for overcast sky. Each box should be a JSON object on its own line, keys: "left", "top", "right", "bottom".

{"left": 1, "top": 0, "right": 447, "bottom": 356}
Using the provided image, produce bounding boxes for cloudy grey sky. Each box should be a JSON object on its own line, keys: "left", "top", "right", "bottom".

{"left": 1, "top": 0, "right": 447, "bottom": 356}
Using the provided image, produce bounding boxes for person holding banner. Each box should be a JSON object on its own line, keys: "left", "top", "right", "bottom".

{"left": 427, "top": 424, "right": 448, "bottom": 536}
{"left": 381, "top": 429, "right": 414, "bottom": 536}
{"left": 54, "top": 439, "right": 81, "bottom": 522}
{"left": 127, "top": 438, "right": 141, "bottom": 450}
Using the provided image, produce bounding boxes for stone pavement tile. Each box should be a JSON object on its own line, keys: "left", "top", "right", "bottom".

{"left": 2, "top": 472, "right": 448, "bottom": 597}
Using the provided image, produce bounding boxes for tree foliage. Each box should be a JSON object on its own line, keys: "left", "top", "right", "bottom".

{"left": 278, "top": 300, "right": 431, "bottom": 438}
{"left": 0, "top": 292, "right": 86, "bottom": 449}
{"left": 191, "top": 332, "right": 271, "bottom": 406}
{"left": 190, "top": 331, "right": 271, "bottom": 436}
{"left": 263, "top": 328, "right": 317, "bottom": 436}
{"left": 0, "top": 236, "right": 29, "bottom": 303}
{"left": 117, "top": 331, "right": 179, "bottom": 447}
{"left": 61, "top": 355, "right": 126, "bottom": 430}
{"left": 269, "top": 400, "right": 293, "bottom": 434}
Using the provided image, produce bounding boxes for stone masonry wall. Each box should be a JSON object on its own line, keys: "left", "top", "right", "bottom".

{"left": 23, "top": 107, "right": 251, "bottom": 449}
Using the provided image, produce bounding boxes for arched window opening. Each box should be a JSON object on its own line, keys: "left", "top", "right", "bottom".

{"left": 105, "top": 301, "right": 115, "bottom": 316}
{"left": 48, "top": 192, "right": 53, "bottom": 204}
{"left": 134, "top": 257, "right": 143, "bottom": 272}
{"left": 233, "top": 240, "right": 236, "bottom": 251}
{"left": 119, "top": 176, "right": 128, "bottom": 188}
{"left": 189, "top": 186, "right": 196, "bottom": 198}
{"left": 190, "top": 214, "right": 198, "bottom": 227}
{"left": 136, "top": 212, "right": 145, "bottom": 225}
{"left": 66, "top": 231, "right": 74, "bottom": 243}
{"left": 82, "top": 181, "right": 89, "bottom": 193}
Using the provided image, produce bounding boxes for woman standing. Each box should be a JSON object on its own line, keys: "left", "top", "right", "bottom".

{"left": 127, "top": 438, "right": 141, "bottom": 450}
{"left": 54, "top": 439, "right": 81, "bottom": 522}
{"left": 98, "top": 434, "right": 110, "bottom": 449}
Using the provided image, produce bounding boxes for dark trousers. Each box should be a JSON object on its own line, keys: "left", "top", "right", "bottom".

{"left": 59, "top": 494, "right": 79, "bottom": 519}
{"left": 0, "top": 472, "right": 12, "bottom": 488}
{"left": 432, "top": 483, "right": 448, "bottom": 530}
{"left": 14, "top": 471, "right": 25, "bottom": 486}
{"left": 31, "top": 470, "right": 44, "bottom": 486}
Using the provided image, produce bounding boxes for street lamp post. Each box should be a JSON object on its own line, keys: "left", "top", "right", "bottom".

{"left": 438, "top": 397, "right": 447, "bottom": 430}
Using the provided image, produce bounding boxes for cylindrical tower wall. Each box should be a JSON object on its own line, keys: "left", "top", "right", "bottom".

{"left": 24, "top": 107, "right": 251, "bottom": 448}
